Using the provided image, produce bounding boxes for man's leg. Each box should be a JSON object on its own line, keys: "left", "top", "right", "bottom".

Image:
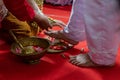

{"left": 45, "top": 0, "right": 86, "bottom": 45}
{"left": 70, "top": 0, "right": 120, "bottom": 67}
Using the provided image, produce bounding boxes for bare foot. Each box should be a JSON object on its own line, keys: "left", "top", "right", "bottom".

{"left": 44, "top": 30, "right": 79, "bottom": 45}
{"left": 69, "top": 54, "right": 114, "bottom": 67}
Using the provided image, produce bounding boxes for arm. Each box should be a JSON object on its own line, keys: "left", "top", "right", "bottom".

{"left": 27, "top": 0, "right": 52, "bottom": 30}
{"left": 3, "top": 0, "right": 52, "bottom": 30}
{"left": 27, "top": 0, "right": 43, "bottom": 15}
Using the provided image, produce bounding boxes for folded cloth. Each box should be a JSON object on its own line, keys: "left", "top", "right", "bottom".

{"left": 1, "top": 12, "right": 39, "bottom": 43}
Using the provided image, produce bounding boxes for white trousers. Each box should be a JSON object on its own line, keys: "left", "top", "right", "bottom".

{"left": 63, "top": 0, "right": 120, "bottom": 65}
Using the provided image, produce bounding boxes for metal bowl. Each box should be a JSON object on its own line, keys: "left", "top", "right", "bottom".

{"left": 11, "top": 37, "right": 50, "bottom": 64}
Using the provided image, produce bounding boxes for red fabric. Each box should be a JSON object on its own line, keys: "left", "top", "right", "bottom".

{"left": 3, "top": 0, "right": 35, "bottom": 21}
{"left": 0, "top": 4, "right": 120, "bottom": 80}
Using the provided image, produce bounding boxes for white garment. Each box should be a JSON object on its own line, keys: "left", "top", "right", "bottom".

{"left": 63, "top": 0, "right": 86, "bottom": 42}
{"left": 63, "top": 0, "right": 120, "bottom": 65}
{"left": 45, "top": 0, "right": 72, "bottom": 6}
{"left": 0, "top": 0, "right": 8, "bottom": 27}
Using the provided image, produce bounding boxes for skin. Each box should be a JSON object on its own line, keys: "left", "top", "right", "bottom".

{"left": 27, "top": 0, "right": 52, "bottom": 31}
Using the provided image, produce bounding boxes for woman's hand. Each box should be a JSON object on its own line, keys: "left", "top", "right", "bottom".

{"left": 50, "top": 19, "right": 66, "bottom": 28}
{"left": 33, "top": 13, "right": 52, "bottom": 31}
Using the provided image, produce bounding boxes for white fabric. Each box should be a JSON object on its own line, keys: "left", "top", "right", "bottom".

{"left": 63, "top": 0, "right": 120, "bottom": 65}
{"left": 63, "top": 0, "right": 86, "bottom": 42}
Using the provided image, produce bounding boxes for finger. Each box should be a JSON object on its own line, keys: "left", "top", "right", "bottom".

{"left": 49, "top": 25, "right": 52, "bottom": 29}
{"left": 44, "top": 29, "right": 48, "bottom": 31}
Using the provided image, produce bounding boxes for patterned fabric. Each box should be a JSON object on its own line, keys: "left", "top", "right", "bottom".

{"left": 0, "top": 0, "right": 38, "bottom": 41}
{"left": 34, "top": 0, "right": 44, "bottom": 10}
{"left": 1, "top": 12, "right": 39, "bottom": 41}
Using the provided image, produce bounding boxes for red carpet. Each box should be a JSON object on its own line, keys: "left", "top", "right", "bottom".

{"left": 0, "top": 4, "right": 120, "bottom": 80}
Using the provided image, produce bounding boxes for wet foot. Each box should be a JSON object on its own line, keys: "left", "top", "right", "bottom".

{"left": 44, "top": 30, "right": 79, "bottom": 45}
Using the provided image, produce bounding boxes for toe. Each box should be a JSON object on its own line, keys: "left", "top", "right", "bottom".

{"left": 69, "top": 55, "right": 76, "bottom": 58}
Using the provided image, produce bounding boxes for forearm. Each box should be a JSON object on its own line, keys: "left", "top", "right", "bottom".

{"left": 26, "top": 0, "right": 52, "bottom": 30}
{"left": 27, "top": 0, "right": 43, "bottom": 15}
